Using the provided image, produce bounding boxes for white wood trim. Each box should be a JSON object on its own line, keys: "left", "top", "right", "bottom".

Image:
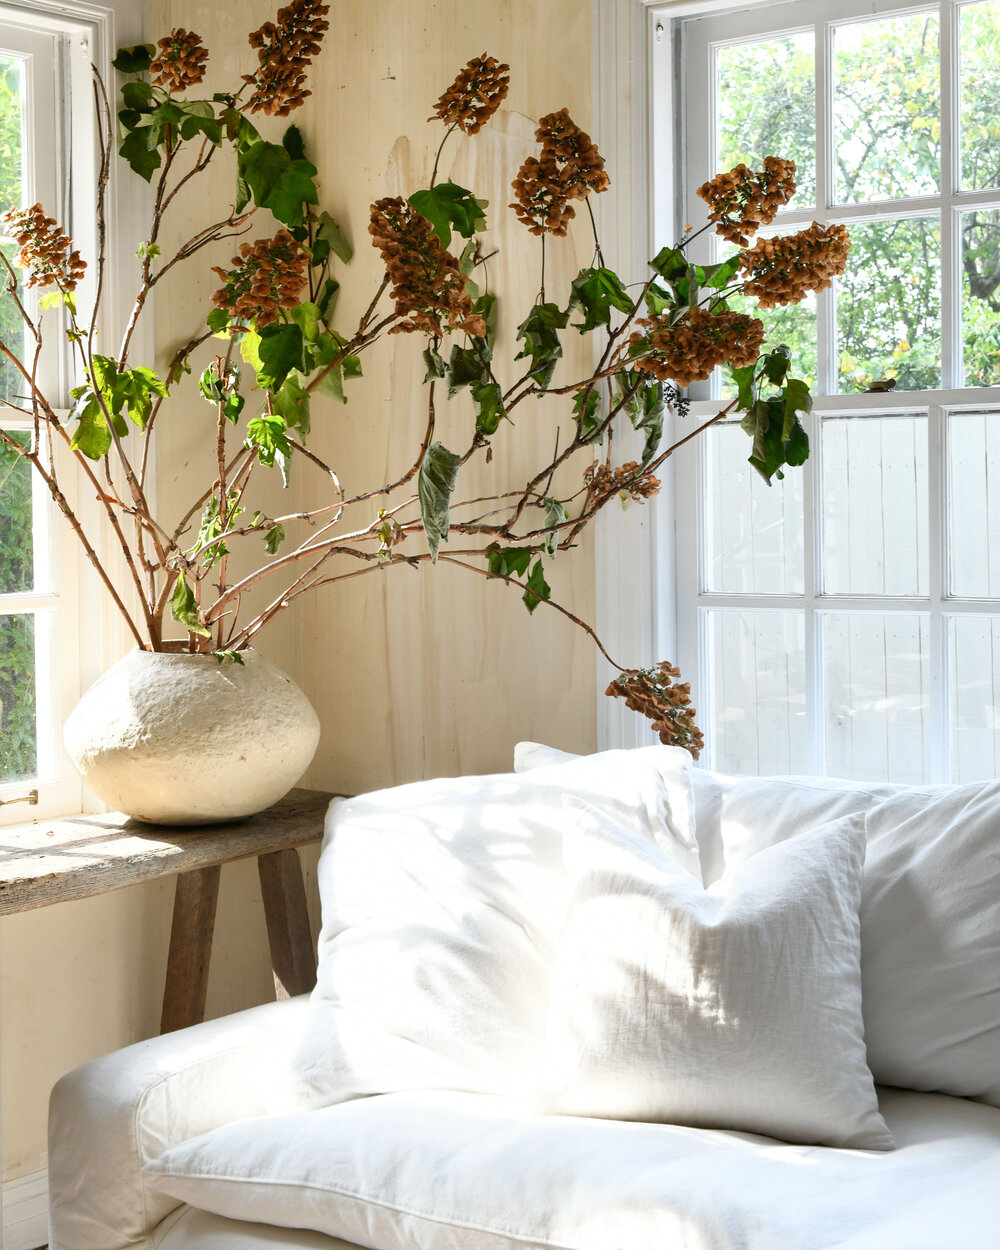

{"left": 1, "top": 1170, "right": 46, "bottom": 1250}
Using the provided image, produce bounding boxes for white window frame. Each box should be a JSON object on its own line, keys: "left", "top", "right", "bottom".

{"left": 0, "top": 0, "right": 146, "bottom": 824}
{"left": 593, "top": 0, "right": 1000, "bottom": 782}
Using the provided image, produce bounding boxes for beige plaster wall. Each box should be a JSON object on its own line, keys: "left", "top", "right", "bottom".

{"left": 2, "top": 0, "right": 595, "bottom": 1185}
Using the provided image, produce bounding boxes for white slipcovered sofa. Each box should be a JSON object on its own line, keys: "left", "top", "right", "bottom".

{"left": 48, "top": 744, "right": 1000, "bottom": 1250}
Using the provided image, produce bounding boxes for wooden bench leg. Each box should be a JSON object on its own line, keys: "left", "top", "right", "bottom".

{"left": 160, "top": 865, "right": 221, "bottom": 1033}
{"left": 258, "top": 848, "right": 317, "bottom": 999}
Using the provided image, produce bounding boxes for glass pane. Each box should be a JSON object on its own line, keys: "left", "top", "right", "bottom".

{"left": 0, "top": 428, "right": 33, "bottom": 593}
{"left": 960, "top": 0, "right": 1000, "bottom": 191}
{"left": 948, "top": 409, "right": 1000, "bottom": 596}
{"left": 822, "top": 414, "right": 928, "bottom": 596}
{"left": 716, "top": 32, "right": 815, "bottom": 205}
{"left": 0, "top": 52, "right": 26, "bottom": 403}
{"left": 823, "top": 611, "right": 929, "bottom": 784}
{"left": 0, "top": 610, "right": 36, "bottom": 783}
{"left": 833, "top": 11, "right": 940, "bottom": 203}
{"left": 961, "top": 209, "right": 1000, "bottom": 386}
{"left": 837, "top": 216, "right": 941, "bottom": 392}
{"left": 949, "top": 615, "right": 1000, "bottom": 782}
{"left": 704, "top": 420, "right": 803, "bottom": 594}
{"left": 706, "top": 609, "right": 805, "bottom": 775}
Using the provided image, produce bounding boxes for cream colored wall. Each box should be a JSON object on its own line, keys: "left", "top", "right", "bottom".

{"left": 2, "top": 0, "right": 595, "bottom": 1186}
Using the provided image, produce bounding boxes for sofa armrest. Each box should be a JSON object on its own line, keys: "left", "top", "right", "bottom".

{"left": 48, "top": 994, "right": 313, "bottom": 1250}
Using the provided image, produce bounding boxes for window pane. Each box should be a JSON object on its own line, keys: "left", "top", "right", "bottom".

{"left": 0, "top": 54, "right": 25, "bottom": 403}
{"left": 822, "top": 414, "right": 928, "bottom": 596}
{"left": 716, "top": 32, "right": 815, "bottom": 205}
{"left": 0, "top": 428, "right": 33, "bottom": 593}
{"left": 961, "top": 209, "right": 1000, "bottom": 386}
{"left": 948, "top": 408, "right": 1000, "bottom": 596}
{"left": 823, "top": 611, "right": 929, "bottom": 784}
{"left": 705, "top": 609, "right": 805, "bottom": 775}
{"left": 960, "top": 0, "right": 1000, "bottom": 191}
{"left": 837, "top": 216, "right": 941, "bottom": 392}
{"left": 704, "top": 421, "right": 803, "bottom": 594}
{"left": 0, "top": 610, "right": 36, "bottom": 783}
{"left": 948, "top": 615, "right": 1000, "bottom": 781}
{"left": 833, "top": 11, "right": 940, "bottom": 203}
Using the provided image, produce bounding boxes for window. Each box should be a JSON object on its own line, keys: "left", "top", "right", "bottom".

{"left": 0, "top": 5, "right": 101, "bottom": 820}
{"left": 658, "top": 0, "right": 1000, "bottom": 783}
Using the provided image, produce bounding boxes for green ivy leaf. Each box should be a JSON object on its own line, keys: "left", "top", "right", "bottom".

{"left": 112, "top": 45, "right": 154, "bottom": 74}
{"left": 255, "top": 323, "right": 304, "bottom": 392}
{"left": 119, "top": 127, "right": 161, "bottom": 182}
{"left": 68, "top": 392, "right": 111, "bottom": 459}
{"left": 408, "top": 181, "right": 487, "bottom": 249}
{"left": 418, "top": 441, "right": 462, "bottom": 563}
{"left": 121, "top": 80, "right": 153, "bottom": 113}
{"left": 485, "top": 544, "right": 533, "bottom": 578}
{"left": 311, "top": 211, "right": 352, "bottom": 267}
{"left": 472, "top": 380, "right": 504, "bottom": 435}
{"left": 762, "top": 345, "right": 791, "bottom": 387}
{"left": 273, "top": 373, "right": 311, "bottom": 436}
{"left": 282, "top": 124, "right": 306, "bottom": 161}
{"left": 264, "top": 523, "right": 286, "bottom": 555}
{"left": 783, "top": 376, "right": 813, "bottom": 434}
{"left": 238, "top": 140, "right": 319, "bottom": 229}
{"left": 522, "top": 557, "right": 551, "bottom": 614}
{"left": 316, "top": 277, "right": 340, "bottom": 325}
{"left": 567, "top": 266, "right": 633, "bottom": 332}
{"left": 473, "top": 290, "right": 498, "bottom": 349}
{"left": 445, "top": 344, "right": 487, "bottom": 398}
{"left": 784, "top": 416, "right": 810, "bottom": 467}
{"left": 731, "top": 364, "right": 758, "bottom": 413}
{"left": 245, "top": 414, "right": 292, "bottom": 467}
{"left": 170, "top": 572, "right": 212, "bottom": 637}
{"left": 573, "top": 386, "right": 602, "bottom": 441}
{"left": 423, "top": 346, "right": 446, "bottom": 383}
{"left": 206, "top": 307, "right": 230, "bottom": 335}
{"left": 515, "top": 302, "right": 568, "bottom": 390}
{"left": 703, "top": 255, "right": 741, "bottom": 291}
{"left": 541, "top": 499, "right": 569, "bottom": 556}
{"left": 649, "top": 245, "right": 689, "bottom": 283}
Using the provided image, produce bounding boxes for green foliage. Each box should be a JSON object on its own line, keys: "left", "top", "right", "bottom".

{"left": 0, "top": 433, "right": 36, "bottom": 781}
{"left": 111, "top": 45, "right": 154, "bottom": 74}
{"left": 418, "top": 441, "right": 462, "bottom": 563}
{"left": 310, "top": 211, "right": 352, "bottom": 267}
{"left": 255, "top": 323, "right": 305, "bottom": 392}
{"left": 245, "top": 413, "right": 292, "bottom": 468}
{"left": 238, "top": 135, "right": 319, "bottom": 229}
{"left": 566, "top": 266, "right": 633, "bottom": 332}
{"left": 407, "top": 181, "right": 487, "bottom": 249}
{"left": 68, "top": 356, "right": 168, "bottom": 459}
{"left": 515, "top": 302, "right": 568, "bottom": 389}
{"left": 736, "top": 354, "right": 813, "bottom": 484}
{"left": 170, "top": 572, "right": 211, "bottom": 637}
{"left": 573, "top": 386, "right": 602, "bottom": 441}
{"left": 541, "top": 498, "right": 568, "bottom": 556}
{"left": 485, "top": 544, "right": 532, "bottom": 578}
{"left": 521, "top": 557, "right": 551, "bottom": 614}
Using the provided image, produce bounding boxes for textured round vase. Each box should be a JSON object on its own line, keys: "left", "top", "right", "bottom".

{"left": 63, "top": 648, "right": 320, "bottom": 825}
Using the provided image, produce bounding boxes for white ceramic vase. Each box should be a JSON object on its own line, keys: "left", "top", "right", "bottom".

{"left": 63, "top": 648, "right": 321, "bottom": 825}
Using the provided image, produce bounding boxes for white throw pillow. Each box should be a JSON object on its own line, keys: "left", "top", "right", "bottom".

{"left": 291, "top": 753, "right": 696, "bottom": 1108}
{"left": 536, "top": 800, "right": 893, "bottom": 1149}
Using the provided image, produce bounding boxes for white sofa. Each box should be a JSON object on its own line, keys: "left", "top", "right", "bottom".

{"left": 48, "top": 745, "right": 1000, "bottom": 1250}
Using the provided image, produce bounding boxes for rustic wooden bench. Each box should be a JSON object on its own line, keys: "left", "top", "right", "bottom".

{"left": 0, "top": 788, "right": 334, "bottom": 1032}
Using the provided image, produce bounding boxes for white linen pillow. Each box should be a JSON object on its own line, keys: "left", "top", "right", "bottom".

{"left": 536, "top": 800, "right": 893, "bottom": 1149}
{"left": 291, "top": 753, "right": 696, "bottom": 1109}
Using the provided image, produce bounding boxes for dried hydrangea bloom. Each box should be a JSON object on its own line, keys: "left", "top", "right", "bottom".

{"left": 430, "top": 53, "right": 510, "bottom": 134}
{"left": 585, "top": 459, "right": 661, "bottom": 502}
{"left": 606, "top": 661, "right": 704, "bottom": 757}
{"left": 1, "top": 203, "right": 86, "bottom": 291}
{"left": 631, "top": 308, "right": 766, "bottom": 387}
{"left": 211, "top": 230, "right": 307, "bottom": 328}
{"left": 242, "top": 0, "right": 330, "bottom": 117}
{"left": 739, "top": 221, "right": 851, "bottom": 308}
{"left": 369, "top": 197, "right": 485, "bottom": 337}
{"left": 149, "top": 29, "right": 209, "bottom": 93}
{"left": 510, "top": 154, "right": 575, "bottom": 236}
{"left": 697, "top": 156, "right": 797, "bottom": 247}
{"left": 510, "top": 107, "right": 609, "bottom": 236}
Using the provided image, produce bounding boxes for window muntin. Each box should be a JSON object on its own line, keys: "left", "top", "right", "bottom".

{"left": 667, "top": 0, "right": 1000, "bottom": 784}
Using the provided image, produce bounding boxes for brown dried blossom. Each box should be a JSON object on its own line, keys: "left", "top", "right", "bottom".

{"left": 697, "top": 156, "right": 797, "bottom": 247}
{"left": 585, "top": 460, "right": 661, "bottom": 503}
{"left": 631, "top": 308, "right": 766, "bottom": 388}
{"left": 739, "top": 221, "right": 851, "bottom": 308}
{"left": 1, "top": 203, "right": 86, "bottom": 292}
{"left": 369, "top": 197, "right": 485, "bottom": 337}
{"left": 510, "top": 108, "right": 608, "bottom": 236}
{"left": 430, "top": 53, "right": 510, "bottom": 135}
{"left": 211, "top": 230, "right": 307, "bottom": 328}
{"left": 242, "top": 0, "right": 330, "bottom": 117}
{"left": 149, "top": 29, "right": 209, "bottom": 94}
{"left": 606, "top": 662, "right": 704, "bottom": 758}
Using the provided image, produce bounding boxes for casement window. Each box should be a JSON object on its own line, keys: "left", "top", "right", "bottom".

{"left": 0, "top": 2, "right": 141, "bottom": 823}
{"left": 654, "top": 0, "right": 1000, "bottom": 783}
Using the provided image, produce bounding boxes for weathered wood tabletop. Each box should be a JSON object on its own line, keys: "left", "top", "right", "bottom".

{"left": 0, "top": 787, "right": 336, "bottom": 1031}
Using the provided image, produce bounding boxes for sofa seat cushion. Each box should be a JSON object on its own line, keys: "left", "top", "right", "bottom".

{"left": 144, "top": 1088, "right": 1000, "bottom": 1250}
{"left": 154, "top": 1207, "right": 362, "bottom": 1250}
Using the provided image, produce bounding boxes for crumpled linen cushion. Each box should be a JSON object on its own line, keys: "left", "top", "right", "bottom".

{"left": 144, "top": 1086, "right": 1000, "bottom": 1250}
{"left": 535, "top": 801, "right": 892, "bottom": 1149}
{"left": 291, "top": 750, "right": 697, "bottom": 1108}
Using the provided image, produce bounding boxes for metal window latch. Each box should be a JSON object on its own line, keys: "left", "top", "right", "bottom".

{"left": 0, "top": 789, "right": 39, "bottom": 809}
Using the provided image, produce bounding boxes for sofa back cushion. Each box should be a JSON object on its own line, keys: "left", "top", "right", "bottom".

{"left": 689, "top": 768, "right": 1000, "bottom": 1106}
{"left": 291, "top": 751, "right": 696, "bottom": 1108}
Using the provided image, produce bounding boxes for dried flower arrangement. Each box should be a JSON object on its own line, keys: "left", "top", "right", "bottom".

{"left": 0, "top": 0, "right": 850, "bottom": 754}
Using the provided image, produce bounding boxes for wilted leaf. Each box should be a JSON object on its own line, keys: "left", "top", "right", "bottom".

{"left": 170, "top": 572, "right": 211, "bottom": 637}
{"left": 418, "top": 442, "right": 462, "bottom": 563}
